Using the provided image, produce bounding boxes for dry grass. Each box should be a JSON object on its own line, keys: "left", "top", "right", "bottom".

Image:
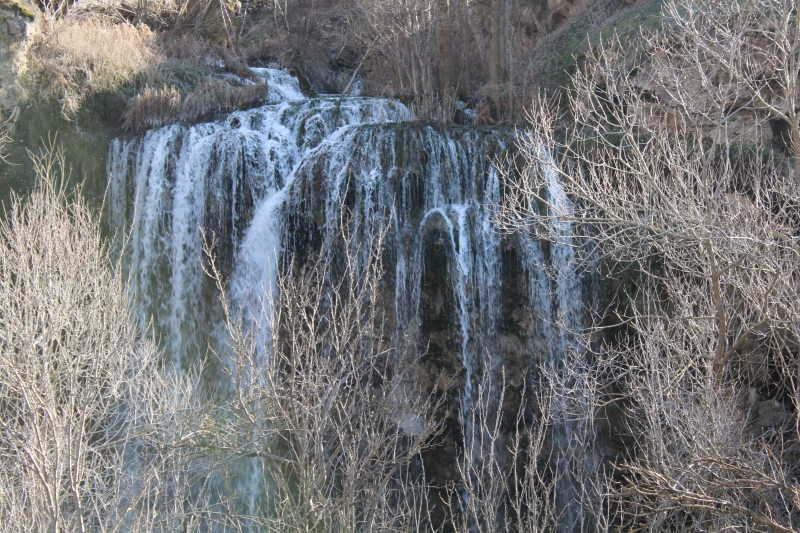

{"left": 181, "top": 78, "right": 266, "bottom": 121}
{"left": 122, "top": 78, "right": 268, "bottom": 130}
{"left": 28, "top": 15, "right": 159, "bottom": 116}
{"left": 121, "top": 85, "right": 182, "bottom": 130}
{"left": 53, "top": 15, "right": 156, "bottom": 73}
{"left": 26, "top": 12, "right": 262, "bottom": 127}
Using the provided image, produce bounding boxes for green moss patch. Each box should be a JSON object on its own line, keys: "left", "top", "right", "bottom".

{"left": 598, "top": 0, "right": 664, "bottom": 43}
{"left": 0, "top": 0, "right": 34, "bottom": 20}
{"left": 531, "top": 0, "right": 664, "bottom": 93}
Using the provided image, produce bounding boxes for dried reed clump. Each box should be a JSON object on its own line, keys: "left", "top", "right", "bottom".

{"left": 155, "top": 33, "right": 256, "bottom": 84}
{"left": 179, "top": 79, "right": 228, "bottom": 122}
{"left": 28, "top": 15, "right": 159, "bottom": 116}
{"left": 121, "top": 85, "right": 181, "bottom": 130}
{"left": 410, "top": 88, "right": 458, "bottom": 125}
{"left": 123, "top": 78, "right": 268, "bottom": 130}
{"left": 180, "top": 78, "right": 268, "bottom": 122}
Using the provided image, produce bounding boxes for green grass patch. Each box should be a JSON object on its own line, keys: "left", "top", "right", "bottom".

{"left": 532, "top": 0, "right": 665, "bottom": 93}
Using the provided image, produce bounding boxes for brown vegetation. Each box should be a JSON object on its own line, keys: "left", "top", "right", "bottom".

{"left": 21, "top": 0, "right": 641, "bottom": 128}
{"left": 499, "top": 0, "right": 800, "bottom": 529}
{"left": 0, "top": 143, "right": 213, "bottom": 533}
{"left": 26, "top": 15, "right": 157, "bottom": 117}
{"left": 25, "top": 7, "right": 264, "bottom": 128}
{"left": 239, "top": 0, "right": 548, "bottom": 124}
{"left": 121, "top": 77, "right": 267, "bottom": 130}
{"left": 179, "top": 77, "right": 267, "bottom": 122}
{"left": 120, "top": 84, "right": 182, "bottom": 130}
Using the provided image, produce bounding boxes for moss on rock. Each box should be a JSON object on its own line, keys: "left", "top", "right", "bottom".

{"left": 531, "top": 0, "right": 664, "bottom": 92}
{"left": 0, "top": 0, "right": 34, "bottom": 20}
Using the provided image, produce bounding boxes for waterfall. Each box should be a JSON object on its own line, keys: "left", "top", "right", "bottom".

{"left": 107, "top": 71, "right": 413, "bottom": 367}
{"left": 522, "top": 147, "right": 591, "bottom": 532}
{"left": 106, "top": 68, "right": 588, "bottom": 529}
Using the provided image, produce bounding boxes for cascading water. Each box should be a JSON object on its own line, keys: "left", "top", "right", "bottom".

{"left": 107, "top": 72, "right": 412, "bottom": 366}
{"left": 515, "top": 143, "right": 599, "bottom": 533}
{"left": 551, "top": 178, "right": 582, "bottom": 531}
{"left": 106, "top": 68, "right": 588, "bottom": 529}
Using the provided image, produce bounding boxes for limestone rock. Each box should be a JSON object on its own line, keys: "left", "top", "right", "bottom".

{"left": 0, "top": 0, "right": 37, "bottom": 114}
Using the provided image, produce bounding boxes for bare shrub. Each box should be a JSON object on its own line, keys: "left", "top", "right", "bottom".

{"left": 121, "top": 84, "right": 182, "bottom": 130}
{"left": 499, "top": 5, "right": 800, "bottom": 528}
{"left": 0, "top": 142, "right": 211, "bottom": 532}
{"left": 446, "top": 365, "right": 560, "bottom": 533}
{"left": 437, "top": 355, "right": 612, "bottom": 533}
{"left": 0, "top": 117, "right": 10, "bottom": 163}
{"left": 609, "top": 306, "right": 800, "bottom": 532}
{"left": 202, "top": 218, "right": 446, "bottom": 533}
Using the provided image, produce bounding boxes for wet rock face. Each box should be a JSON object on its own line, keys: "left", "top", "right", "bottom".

{"left": 0, "top": 0, "right": 36, "bottom": 113}
{"left": 419, "top": 212, "right": 460, "bottom": 371}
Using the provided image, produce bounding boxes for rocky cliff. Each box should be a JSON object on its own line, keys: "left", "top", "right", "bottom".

{"left": 0, "top": 0, "right": 35, "bottom": 115}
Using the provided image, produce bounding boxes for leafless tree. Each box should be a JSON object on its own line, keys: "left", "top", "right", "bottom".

{"left": 0, "top": 143, "right": 214, "bottom": 533}
{"left": 498, "top": 0, "right": 800, "bottom": 528}
{"left": 355, "top": 0, "right": 441, "bottom": 101}
{"left": 650, "top": 0, "right": 800, "bottom": 172}
{"left": 351, "top": 0, "right": 532, "bottom": 123}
